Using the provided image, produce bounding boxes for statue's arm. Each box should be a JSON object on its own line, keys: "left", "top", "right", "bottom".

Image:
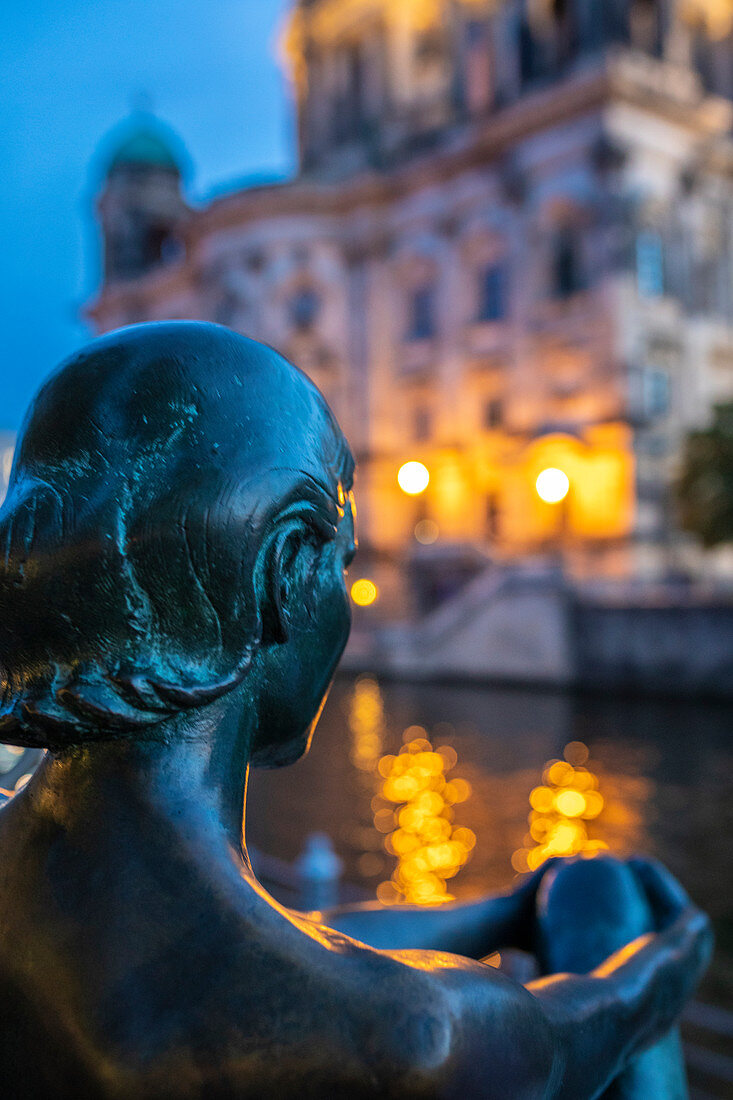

{"left": 525, "top": 900, "right": 711, "bottom": 1098}
{"left": 309, "top": 865, "right": 551, "bottom": 957}
{"left": 350, "top": 861, "right": 711, "bottom": 1099}
{"left": 370, "top": 899, "right": 710, "bottom": 1099}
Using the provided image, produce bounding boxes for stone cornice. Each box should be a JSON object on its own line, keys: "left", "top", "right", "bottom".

{"left": 89, "top": 51, "right": 733, "bottom": 317}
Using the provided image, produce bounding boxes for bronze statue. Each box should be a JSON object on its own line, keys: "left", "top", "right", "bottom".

{"left": 0, "top": 323, "right": 711, "bottom": 1098}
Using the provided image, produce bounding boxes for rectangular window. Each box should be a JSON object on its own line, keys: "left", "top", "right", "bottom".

{"left": 483, "top": 398, "right": 504, "bottom": 430}
{"left": 552, "top": 227, "right": 585, "bottom": 299}
{"left": 414, "top": 407, "right": 432, "bottom": 442}
{"left": 643, "top": 369, "right": 670, "bottom": 417}
{"left": 345, "top": 44, "right": 365, "bottom": 128}
{"left": 407, "top": 286, "right": 437, "bottom": 341}
{"left": 477, "top": 263, "right": 507, "bottom": 322}
{"left": 464, "top": 20, "right": 493, "bottom": 114}
{"left": 486, "top": 493, "right": 500, "bottom": 539}
{"left": 636, "top": 231, "right": 665, "bottom": 298}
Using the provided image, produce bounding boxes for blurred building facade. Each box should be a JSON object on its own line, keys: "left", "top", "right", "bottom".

{"left": 0, "top": 432, "right": 16, "bottom": 508}
{"left": 87, "top": 0, "right": 733, "bottom": 599}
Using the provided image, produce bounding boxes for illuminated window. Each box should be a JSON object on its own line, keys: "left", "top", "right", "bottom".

{"left": 477, "top": 263, "right": 508, "bottom": 322}
{"left": 636, "top": 232, "right": 665, "bottom": 299}
{"left": 407, "top": 286, "right": 437, "bottom": 341}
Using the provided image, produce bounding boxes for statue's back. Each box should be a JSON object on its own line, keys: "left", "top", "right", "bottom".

{"left": 0, "top": 796, "right": 410, "bottom": 1100}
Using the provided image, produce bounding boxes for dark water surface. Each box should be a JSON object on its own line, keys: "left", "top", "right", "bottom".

{"left": 248, "top": 672, "right": 733, "bottom": 1007}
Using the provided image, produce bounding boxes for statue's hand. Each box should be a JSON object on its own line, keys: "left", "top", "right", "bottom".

{"left": 629, "top": 855, "right": 714, "bottom": 1003}
{"left": 630, "top": 855, "right": 712, "bottom": 936}
{"left": 509, "top": 858, "right": 564, "bottom": 953}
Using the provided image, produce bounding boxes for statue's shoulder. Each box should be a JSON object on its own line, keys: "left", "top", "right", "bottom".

{"left": 276, "top": 918, "right": 455, "bottom": 1081}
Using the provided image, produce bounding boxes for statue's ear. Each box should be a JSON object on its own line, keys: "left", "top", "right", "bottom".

{"left": 257, "top": 513, "right": 326, "bottom": 647}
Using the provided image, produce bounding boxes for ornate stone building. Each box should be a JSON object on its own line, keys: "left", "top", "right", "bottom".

{"left": 87, "top": 0, "right": 733, "bottom": 602}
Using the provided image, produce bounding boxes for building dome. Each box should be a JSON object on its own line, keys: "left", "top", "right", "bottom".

{"left": 104, "top": 113, "right": 186, "bottom": 176}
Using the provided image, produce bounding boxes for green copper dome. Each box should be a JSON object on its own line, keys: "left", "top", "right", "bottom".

{"left": 104, "top": 114, "right": 185, "bottom": 176}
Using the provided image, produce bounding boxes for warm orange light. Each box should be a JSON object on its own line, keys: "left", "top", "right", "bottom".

{"left": 377, "top": 736, "right": 474, "bottom": 905}
{"left": 554, "top": 790, "right": 587, "bottom": 818}
{"left": 680, "top": 0, "right": 733, "bottom": 39}
{"left": 513, "top": 742, "right": 612, "bottom": 873}
{"left": 536, "top": 467, "right": 570, "bottom": 504}
{"left": 350, "top": 579, "right": 378, "bottom": 607}
{"left": 398, "top": 461, "right": 430, "bottom": 496}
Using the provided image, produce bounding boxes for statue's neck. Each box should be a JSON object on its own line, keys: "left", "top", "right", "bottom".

{"left": 32, "top": 697, "right": 255, "bottom": 860}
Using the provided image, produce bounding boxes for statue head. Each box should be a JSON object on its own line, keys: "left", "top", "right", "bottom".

{"left": 0, "top": 322, "right": 355, "bottom": 766}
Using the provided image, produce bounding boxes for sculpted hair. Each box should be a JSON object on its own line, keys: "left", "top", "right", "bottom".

{"left": 0, "top": 323, "right": 353, "bottom": 751}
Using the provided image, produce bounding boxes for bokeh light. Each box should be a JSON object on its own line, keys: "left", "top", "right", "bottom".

{"left": 350, "top": 578, "right": 378, "bottom": 607}
{"left": 512, "top": 741, "right": 609, "bottom": 873}
{"left": 347, "top": 676, "right": 389, "bottom": 888}
{"left": 348, "top": 676, "right": 385, "bottom": 774}
{"left": 376, "top": 734, "right": 475, "bottom": 904}
{"left": 414, "top": 519, "right": 439, "bottom": 545}
{"left": 536, "top": 467, "right": 570, "bottom": 504}
{"left": 398, "top": 461, "right": 430, "bottom": 496}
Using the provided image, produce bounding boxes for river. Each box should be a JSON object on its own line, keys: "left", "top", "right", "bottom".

{"left": 248, "top": 672, "right": 733, "bottom": 1010}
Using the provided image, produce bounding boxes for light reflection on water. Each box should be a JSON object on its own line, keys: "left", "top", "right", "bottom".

{"left": 0, "top": 673, "right": 730, "bottom": 1001}
{"left": 348, "top": 674, "right": 477, "bottom": 904}
{"left": 247, "top": 672, "right": 733, "bottom": 1002}
{"left": 248, "top": 674, "right": 670, "bottom": 900}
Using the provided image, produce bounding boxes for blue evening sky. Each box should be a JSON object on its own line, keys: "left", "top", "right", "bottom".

{"left": 0, "top": 0, "right": 295, "bottom": 430}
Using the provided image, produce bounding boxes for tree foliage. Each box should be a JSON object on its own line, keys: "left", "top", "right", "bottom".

{"left": 676, "top": 403, "right": 733, "bottom": 547}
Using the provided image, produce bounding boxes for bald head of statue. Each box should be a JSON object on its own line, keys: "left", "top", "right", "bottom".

{"left": 0, "top": 323, "right": 356, "bottom": 763}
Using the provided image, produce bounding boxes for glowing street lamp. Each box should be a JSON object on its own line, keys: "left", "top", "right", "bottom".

{"left": 536, "top": 467, "right": 570, "bottom": 505}
{"left": 398, "top": 461, "right": 430, "bottom": 496}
